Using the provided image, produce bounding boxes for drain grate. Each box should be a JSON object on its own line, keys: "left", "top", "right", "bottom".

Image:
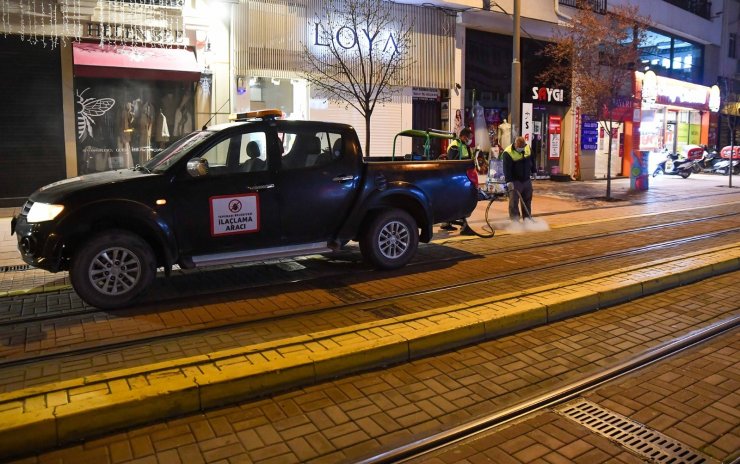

{"left": 557, "top": 400, "right": 718, "bottom": 464}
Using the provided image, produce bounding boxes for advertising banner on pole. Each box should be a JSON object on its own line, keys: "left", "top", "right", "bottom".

{"left": 548, "top": 115, "right": 561, "bottom": 159}
{"left": 522, "top": 103, "right": 533, "bottom": 145}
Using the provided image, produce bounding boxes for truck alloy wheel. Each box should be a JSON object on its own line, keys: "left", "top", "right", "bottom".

{"left": 70, "top": 229, "right": 156, "bottom": 309}
{"left": 360, "top": 209, "right": 419, "bottom": 270}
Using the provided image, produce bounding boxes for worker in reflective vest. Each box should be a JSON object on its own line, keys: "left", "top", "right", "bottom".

{"left": 446, "top": 128, "right": 473, "bottom": 160}
{"left": 440, "top": 128, "right": 474, "bottom": 231}
{"left": 502, "top": 136, "right": 536, "bottom": 221}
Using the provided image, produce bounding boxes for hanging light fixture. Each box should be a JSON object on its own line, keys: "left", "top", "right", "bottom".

{"left": 0, "top": 0, "right": 186, "bottom": 49}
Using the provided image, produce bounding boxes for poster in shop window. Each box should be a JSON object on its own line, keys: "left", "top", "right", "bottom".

{"left": 548, "top": 115, "right": 561, "bottom": 159}
{"left": 210, "top": 194, "right": 260, "bottom": 236}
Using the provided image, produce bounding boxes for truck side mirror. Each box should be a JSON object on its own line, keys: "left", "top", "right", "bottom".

{"left": 186, "top": 158, "right": 209, "bottom": 178}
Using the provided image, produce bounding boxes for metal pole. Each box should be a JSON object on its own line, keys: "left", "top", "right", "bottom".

{"left": 510, "top": 0, "right": 521, "bottom": 142}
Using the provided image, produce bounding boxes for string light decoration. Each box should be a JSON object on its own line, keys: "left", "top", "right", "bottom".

{"left": 0, "top": 0, "right": 186, "bottom": 49}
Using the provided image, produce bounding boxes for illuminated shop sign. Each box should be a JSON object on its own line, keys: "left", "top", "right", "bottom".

{"left": 708, "top": 85, "right": 721, "bottom": 112}
{"left": 531, "top": 86, "right": 565, "bottom": 103}
{"left": 637, "top": 71, "right": 711, "bottom": 111}
{"left": 85, "top": 23, "right": 185, "bottom": 44}
{"left": 311, "top": 22, "right": 399, "bottom": 55}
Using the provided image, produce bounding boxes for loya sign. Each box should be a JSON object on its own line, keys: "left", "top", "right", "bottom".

{"left": 531, "top": 86, "right": 565, "bottom": 103}
{"left": 311, "top": 22, "right": 399, "bottom": 55}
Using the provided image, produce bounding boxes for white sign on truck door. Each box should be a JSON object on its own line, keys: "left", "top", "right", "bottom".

{"left": 210, "top": 194, "right": 260, "bottom": 236}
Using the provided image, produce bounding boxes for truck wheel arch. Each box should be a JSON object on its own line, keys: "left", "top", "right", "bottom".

{"left": 360, "top": 191, "right": 432, "bottom": 242}
{"left": 57, "top": 202, "right": 176, "bottom": 273}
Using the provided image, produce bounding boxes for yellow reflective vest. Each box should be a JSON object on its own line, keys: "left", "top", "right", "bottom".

{"left": 448, "top": 139, "right": 473, "bottom": 160}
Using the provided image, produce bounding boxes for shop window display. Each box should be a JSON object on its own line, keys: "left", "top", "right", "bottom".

{"left": 74, "top": 78, "right": 194, "bottom": 174}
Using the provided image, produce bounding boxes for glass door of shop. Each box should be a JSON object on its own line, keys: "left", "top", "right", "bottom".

{"left": 665, "top": 110, "right": 677, "bottom": 155}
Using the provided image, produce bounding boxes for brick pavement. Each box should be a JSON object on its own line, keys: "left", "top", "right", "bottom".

{"left": 1, "top": 205, "right": 736, "bottom": 372}
{"left": 8, "top": 270, "right": 739, "bottom": 463}
{"left": 414, "top": 329, "right": 738, "bottom": 464}
{"left": 1, "top": 175, "right": 740, "bottom": 460}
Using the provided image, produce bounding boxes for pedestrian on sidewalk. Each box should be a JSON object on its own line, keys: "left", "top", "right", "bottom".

{"left": 503, "top": 136, "right": 536, "bottom": 221}
{"left": 441, "top": 128, "right": 474, "bottom": 231}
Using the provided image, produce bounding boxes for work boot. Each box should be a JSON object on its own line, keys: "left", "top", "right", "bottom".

{"left": 459, "top": 224, "right": 475, "bottom": 236}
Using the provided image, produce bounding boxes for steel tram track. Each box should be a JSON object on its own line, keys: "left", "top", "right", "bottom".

{"left": 0, "top": 226, "right": 738, "bottom": 371}
{"left": 0, "top": 210, "right": 738, "bottom": 328}
{"left": 357, "top": 315, "right": 740, "bottom": 464}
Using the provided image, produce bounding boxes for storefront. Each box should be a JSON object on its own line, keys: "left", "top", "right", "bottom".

{"left": 231, "top": 0, "right": 455, "bottom": 156}
{"left": 72, "top": 43, "right": 201, "bottom": 174}
{"left": 464, "top": 29, "right": 569, "bottom": 175}
{"left": 0, "top": 0, "right": 214, "bottom": 196}
{"left": 522, "top": 85, "right": 569, "bottom": 176}
{"left": 636, "top": 71, "right": 714, "bottom": 173}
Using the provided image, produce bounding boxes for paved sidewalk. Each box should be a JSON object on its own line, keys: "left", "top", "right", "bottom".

{"left": 9, "top": 270, "right": 739, "bottom": 464}
{"left": 416, "top": 328, "right": 739, "bottom": 464}
{"left": 1, "top": 230, "right": 739, "bottom": 457}
{"left": 1, "top": 174, "right": 739, "bottom": 461}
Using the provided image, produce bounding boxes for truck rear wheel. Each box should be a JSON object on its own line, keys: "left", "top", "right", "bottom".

{"left": 360, "top": 209, "right": 418, "bottom": 270}
{"left": 70, "top": 229, "right": 156, "bottom": 309}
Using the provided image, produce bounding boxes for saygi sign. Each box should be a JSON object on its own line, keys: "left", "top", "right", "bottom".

{"left": 210, "top": 194, "right": 260, "bottom": 236}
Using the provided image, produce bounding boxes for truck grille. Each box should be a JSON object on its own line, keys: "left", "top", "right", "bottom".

{"left": 21, "top": 200, "right": 33, "bottom": 216}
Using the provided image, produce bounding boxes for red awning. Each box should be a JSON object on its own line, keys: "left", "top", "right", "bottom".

{"left": 73, "top": 43, "right": 201, "bottom": 81}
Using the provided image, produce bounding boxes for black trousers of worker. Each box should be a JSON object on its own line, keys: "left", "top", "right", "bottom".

{"left": 508, "top": 179, "right": 533, "bottom": 220}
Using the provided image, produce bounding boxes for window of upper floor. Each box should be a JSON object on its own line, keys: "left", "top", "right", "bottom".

{"left": 638, "top": 30, "right": 704, "bottom": 83}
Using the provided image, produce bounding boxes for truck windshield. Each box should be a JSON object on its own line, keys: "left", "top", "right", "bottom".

{"left": 145, "top": 131, "right": 215, "bottom": 173}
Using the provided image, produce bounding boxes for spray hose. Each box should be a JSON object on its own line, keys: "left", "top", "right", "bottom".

{"left": 460, "top": 186, "right": 533, "bottom": 239}
{"left": 460, "top": 190, "right": 498, "bottom": 238}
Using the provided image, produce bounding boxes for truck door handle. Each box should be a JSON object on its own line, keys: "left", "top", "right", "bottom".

{"left": 332, "top": 175, "right": 354, "bottom": 182}
{"left": 248, "top": 184, "right": 274, "bottom": 191}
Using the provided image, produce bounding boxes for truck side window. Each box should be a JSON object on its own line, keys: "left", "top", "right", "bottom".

{"left": 280, "top": 130, "right": 343, "bottom": 170}
{"left": 199, "top": 131, "right": 268, "bottom": 175}
{"left": 238, "top": 132, "right": 268, "bottom": 173}
{"left": 200, "top": 137, "right": 233, "bottom": 174}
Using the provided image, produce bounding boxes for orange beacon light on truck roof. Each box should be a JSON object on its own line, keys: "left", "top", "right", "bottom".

{"left": 229, "top": 109, "right": 282, "bottom": 121}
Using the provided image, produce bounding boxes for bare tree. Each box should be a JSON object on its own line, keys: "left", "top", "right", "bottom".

{"left": 301, "top": 0, "right": 413, "bottom": 156}
{"left": 539, "top": 2, "right": 650, "bottom": 198}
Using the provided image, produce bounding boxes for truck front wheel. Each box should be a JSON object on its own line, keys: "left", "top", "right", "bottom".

{"left": 70, "top": 229, "right": 156, "bottom": 309}
{"left": 360, "top": 209, "right": 419, "bottom": 270}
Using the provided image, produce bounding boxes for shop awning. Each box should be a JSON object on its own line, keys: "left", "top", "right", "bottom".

{"left": 73, "top": 43, "right": 201, "bottom": 81}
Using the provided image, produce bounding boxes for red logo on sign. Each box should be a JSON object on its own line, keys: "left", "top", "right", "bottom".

{"left": 229, "top": 199, "right": 242, "bottom": 213}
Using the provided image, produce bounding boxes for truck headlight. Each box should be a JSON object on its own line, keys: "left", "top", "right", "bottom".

{"left": 26, "top": 203, "right": 65, "bottom": 223}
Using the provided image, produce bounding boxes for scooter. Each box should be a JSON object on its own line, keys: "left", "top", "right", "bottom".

{"left": 652, "top": 152, "right": 694, "bottom": 178}
{"left": 713, "top": 158, "right": 740, "bottom": 175}
{"left": 692, "top": 149, "right": 723, "bottom": 174}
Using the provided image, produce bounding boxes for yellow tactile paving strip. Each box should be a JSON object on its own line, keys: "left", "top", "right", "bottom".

{"left": 0, "top": 242, "right": 738, "bottom": 459}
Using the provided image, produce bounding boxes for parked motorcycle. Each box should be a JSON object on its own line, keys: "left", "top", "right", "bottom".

{"left": 716, "top": 145, "right": 740, "bottom": 175}
{"left": 652, "top": 152, "right": 694, "bottom": 178}
{"left": 692, "top": 148, "right": 723, "bottom": 174}
{"left": 713, "top": 158, "right": 740, "bottom": 175}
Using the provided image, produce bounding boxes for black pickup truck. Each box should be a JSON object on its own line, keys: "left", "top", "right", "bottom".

{"left": 12, "top": 111, "right": 478, "bottom": 308}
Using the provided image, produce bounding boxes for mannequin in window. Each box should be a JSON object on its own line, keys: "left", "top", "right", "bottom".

{"left": 498, "top": 119, "right": 512, "bottom": 149}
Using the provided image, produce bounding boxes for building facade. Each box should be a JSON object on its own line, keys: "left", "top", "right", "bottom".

{"left": 0, "top": 0, "right": 225, "bottom": 206}
{"left": 0, "top": 0, "right": 734, "bottom": 206}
